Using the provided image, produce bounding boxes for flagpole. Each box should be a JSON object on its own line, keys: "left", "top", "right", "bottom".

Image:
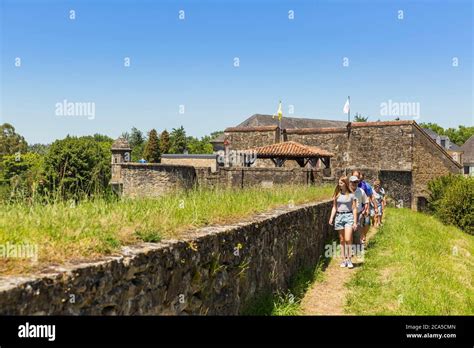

{"left": 348, "top": 96, "right": 350, "bottom": 123}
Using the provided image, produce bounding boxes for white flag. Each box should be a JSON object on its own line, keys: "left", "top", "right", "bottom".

{"left": 343, "top": 98, "right": 350, "bottom": 114}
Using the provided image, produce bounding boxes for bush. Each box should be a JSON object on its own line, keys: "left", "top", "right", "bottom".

{"left": 436, "top": 177, "right": 474, "bottom": 235}
{"left": 43, "top": 136, "right": 111, "bottom": 200}
{"left": 0, "top": 152, "right": 44, "bottom": 202}
{"left": 427, "top": 175, "right": 474, "bottom": 235}
{"left": 427, "top": 174, "right": 462, "bottom": 212}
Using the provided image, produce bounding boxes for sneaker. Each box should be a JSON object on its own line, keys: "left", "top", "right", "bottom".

{"left": 346, "top": 259, "right": 354, "bottom": 269}
{"left": 339, "top": 260, "right": 347, "bottom": 268}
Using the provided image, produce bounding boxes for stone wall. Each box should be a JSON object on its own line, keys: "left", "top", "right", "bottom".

{"left": 121, "top": 164, "right": 197, "bottom": 197}
{"left": 224, "top": 129, "right": 279, "bottom": 149}
{"left": 0, "top": 200, "right": 334, "bottom": 315}
{"left": 224, "top": 121, "right": 461, "bottom": 209}
{"left": 325, "top": 167, "right": 412, "bottom": 208}
{"left": 196, "top": 167, "right": 324, "bottom": 189}
{"left": 411, "top": 125, "right": 462, "bottom": 209}
{"left": 285, "top": 123, "right": 415, "bottom": 173}
{"left": 161, "top": 157, "right": 217, "bottom": 171}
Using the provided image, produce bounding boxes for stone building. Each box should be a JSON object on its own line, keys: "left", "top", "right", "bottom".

{"left": 110, "top": 113, "right": 462, "bottom": 210}
{"left": 110, "top": 137, "right": 132, "bottom": 194}
{"left": 422, "top": 128, "right": 463, "bottom": 165}
{"left": 461, "top": 135, "right": 474, "bottom": 176}
{"left": 223, "top": 114, "right": 462, "bottom": 210}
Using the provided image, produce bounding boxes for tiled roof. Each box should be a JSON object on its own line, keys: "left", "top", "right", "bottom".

{"left": 246, "top": 141, "right": 334, "bottom": 158}
{"left": 461, "top": 135, "right": 474, "bottom": 164}
{"left": 111, "top": 137, "right": 131, "bottom": 150}
{"left": 225, "top": 125, "right": 279, "bottom": 132}
{"left": 235, "top": 114, "right": 348, "bottom": 129}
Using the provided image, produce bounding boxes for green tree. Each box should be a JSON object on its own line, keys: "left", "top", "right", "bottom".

{"left": 43, "top": 136, "right": 111, "bottom": 200}
{"left": 143, "top": 129, "right": 161, "bottom": 163}
{"left": 0, "top": 123, "right": 28, "bottom": 158}
{"left": 0, "top": 152, "right": 44, "bottom": 201}
{"left": 28, "top": 143, "right": 50, "bottom": 155}
{"left": 187, "top": 135, "right": 214, "bottom": 154}
{"left": 420, "top": 122, "right": 445, "bottom": 136}
{"left": 444, "top": 126, "right": 474, "bottom": 146}
{"left": 169, "top": 126, "right": 187, "bottom": 154}
{"left": 160, "top": 130, "right": 171, "bottom": 154}
{"left": 420, "top": 123, "right": 474, "bottom": 146}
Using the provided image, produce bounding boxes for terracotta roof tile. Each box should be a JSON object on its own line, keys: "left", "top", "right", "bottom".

{"left": 245, "top": 141, "right": 333, "bottom": 158}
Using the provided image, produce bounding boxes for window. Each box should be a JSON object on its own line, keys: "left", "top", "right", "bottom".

{"left": 440, "top": 139, "right": 446, "bottom": 148}
{"left": 465, "top": 166, "right": 470, "bottom": 175}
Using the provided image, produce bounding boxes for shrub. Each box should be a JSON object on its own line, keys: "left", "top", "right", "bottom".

{"left": 0, "top": 152, "right": 44, "bottom": 202}
{"left": 427, "top": 174, "right": 463, "bottom": 212}
{"left": 427, "top": 174, "right": 474, "bottom": 235}
{"left": 436, "top": 177, "right": 474, "bottom": 235}
{"left": 43, "top": 136, "right": 111, "bottom": 200}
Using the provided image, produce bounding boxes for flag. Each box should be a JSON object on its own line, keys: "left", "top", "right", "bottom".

{"left": 273, "top": 100, "right": 283, "bottom": 121}
{"left": 343, "top": 97, "right": 350, "bottom": 114}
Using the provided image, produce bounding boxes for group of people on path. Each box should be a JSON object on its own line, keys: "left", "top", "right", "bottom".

{"left": 328, "top": 170, "right": 386, "bottom": 269}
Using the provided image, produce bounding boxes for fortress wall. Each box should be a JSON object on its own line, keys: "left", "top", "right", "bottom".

{"left": 0, "top": 200, "right": 334, "bottom": 315}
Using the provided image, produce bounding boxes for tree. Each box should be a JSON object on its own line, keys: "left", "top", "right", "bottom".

{"left": 0, "top": 123, "right": 28, "bottom": 158}
{"left": 444, "top": 126, "right": 474, "bottom": 146}
{"left": 122, "top": 127, "right": 147, "bottom": 161}
{"left": 169, "top": 126, "right": 187, "bottom": 154}
{"left": 420, "top": 122, "right": 445, "bottom": 136}
{"left": 0, "top": 152, "right": 44, "bottom": 200}
{"left": 160, "top": 130, "right": 170, "bottom": 154}
{"left": 187, "top": 135, "right": 214, "bottom": 154}
{"left": 28, "top": 143, "right": 50, "bottom": 155}
{"left": 419, "top": 123, "right": 474, "bottom": 146}
{"left": 43, "top": 136, "right": 111, "bottom": 200}
{"left": 143, "top": 129, "right": 161, "bottom": 163}
{"left": 129, "top": 127, "right": 145, "bottom": 148}
{"left": 353, "top": 113, "right": 368, "bottom": 122}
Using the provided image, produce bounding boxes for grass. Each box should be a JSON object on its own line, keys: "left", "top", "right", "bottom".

{"left": 345, "top": 208, "right": 474, "bottom": 315}
{"left": 241, "top": 253, "right": 331, "bottom": 315}
{"left": 0, "top": 185, "right": 333, "bottom": 275}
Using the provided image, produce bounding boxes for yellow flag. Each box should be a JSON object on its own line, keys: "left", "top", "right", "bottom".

{"left": 277, "top": 101, "right": 283, "bottom": 121}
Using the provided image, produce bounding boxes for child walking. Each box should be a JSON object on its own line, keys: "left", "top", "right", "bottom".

{"left": 328, "top": 176, "right": 358, "bottom": 268}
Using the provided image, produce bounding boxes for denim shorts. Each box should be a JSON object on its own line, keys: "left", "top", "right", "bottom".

{"left": 370, "top": 205, "right": 383, "bottom": 216}
{"left": 335, "top": 212, "right": 354, "bottom": 230}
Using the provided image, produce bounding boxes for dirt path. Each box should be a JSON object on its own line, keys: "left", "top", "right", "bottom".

{"left": 300, "top": 227, "right": 377, "bottom": 315}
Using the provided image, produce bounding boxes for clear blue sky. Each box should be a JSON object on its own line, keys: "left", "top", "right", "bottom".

{"left": 1, "top": 0, "right": 472, "bottom": 144}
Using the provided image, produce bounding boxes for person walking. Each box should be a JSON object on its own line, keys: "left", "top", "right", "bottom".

{"left": 349, "top": 175, "right": 369, "bottom": 252}
{"left": 351, "top": 170, "right": 378, "bottom": 246}
{"left": 329, "top": 176, "right": 358, "bottom": 269}
{"left": 373, "top": 180, "right": 385, "bottom": 227}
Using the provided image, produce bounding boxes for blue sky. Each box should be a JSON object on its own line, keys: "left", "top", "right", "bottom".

{"left": 1, "top": 0, "right": 473, "bottom": 144}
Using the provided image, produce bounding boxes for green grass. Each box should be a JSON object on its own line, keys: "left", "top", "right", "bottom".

{"left": 345, "top": 208, "right": 474, "bottom": 315}
{"left": 241, "top": 254, "right": 331, "bottom": 315}
{"left": 0, "top": 185, "right": 333, "bottom": 275}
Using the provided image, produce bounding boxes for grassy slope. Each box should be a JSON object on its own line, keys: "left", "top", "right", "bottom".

{"left": 345, "top": 208, "right": 474, "bottom": 315}
{"left": 0, "top": 185, "right": 333, "bottom": 275}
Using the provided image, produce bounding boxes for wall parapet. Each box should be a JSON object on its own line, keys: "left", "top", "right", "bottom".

{"left": 0, "top": 200, "right": 333, "bottom": 315}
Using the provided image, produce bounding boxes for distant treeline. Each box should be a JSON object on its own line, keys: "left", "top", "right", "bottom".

{"left": 0, "top": 123, "right": 222, "bottom": 202}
